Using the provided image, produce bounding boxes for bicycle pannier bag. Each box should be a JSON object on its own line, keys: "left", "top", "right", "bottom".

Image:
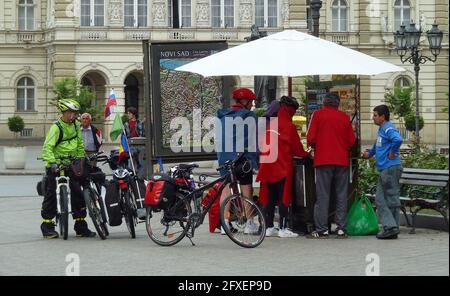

{"left": 144, "top": 173, "right": 177, "bottom": 209}
{"left": 131, "top": 178, "right": 147, "bottom": 210}
{"left": 104, "top": 180, "right": 122, "bottom": 226}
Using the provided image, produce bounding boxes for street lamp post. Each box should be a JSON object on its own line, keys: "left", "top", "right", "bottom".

{"left": 310, "top": 0, "right": 322, "bottom": 84}
{"left": 393, "top": 22, "right": 443, "bottom": 144}
{"left": 310, "top": 0, "right": 322, "bottom": 38}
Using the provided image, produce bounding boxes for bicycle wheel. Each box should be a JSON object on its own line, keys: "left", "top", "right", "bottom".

{"left": 146, "top": 193, "right": 192, "bottom": 246}
{"left": 220, "top": 194, "right": 266, "bottom": 248}
{"left": 59, "top": 186, "right": 69, "bottom": 240}
{"left": 123, "top": 190, "right": 136, "bottom": 239}
{"left": 83, "top": 188, "right": 107, "bottom": 240}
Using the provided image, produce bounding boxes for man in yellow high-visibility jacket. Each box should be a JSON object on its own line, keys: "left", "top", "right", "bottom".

{"left": 41, "top": 99, "right": 96, "bottom": 239}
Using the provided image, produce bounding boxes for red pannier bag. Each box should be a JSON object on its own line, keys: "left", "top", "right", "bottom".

{"left": 144, "top": 173, "right": 177, "bottom": 209}
{"left": 201, "top": 182, "right": 222, "bottom": 233}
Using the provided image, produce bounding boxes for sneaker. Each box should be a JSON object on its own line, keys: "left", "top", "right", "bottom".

{"left": 278, "top": 228, "right": 298, "bottom": 238}
{"left": 308, "top": 230, "right": 329, "bottom": 239}
{"left": 376, "top": 227, "right": 399, "bottom": 240}
{"left": 74, "top": 219, "right": 96, "bottom": 238}
{"left": 244, "top": 219, "right": 259, "bottom": 235}
{"left": 221, "top": 222, "right": 238, "bottom": 235}
{"left": 265, "top": 227, "right": 279, "bottom": 237}
{"left": 41, "top": 221, "right": 59, "bottom": 239}
{"left": 336, "top": 229, "right": 348, "bottom": 239}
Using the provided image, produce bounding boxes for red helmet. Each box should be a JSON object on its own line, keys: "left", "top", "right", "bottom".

{"left": 232, "top": 87, "right": 256, "bottom": 100}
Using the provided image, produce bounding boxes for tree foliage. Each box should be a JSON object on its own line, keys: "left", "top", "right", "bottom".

{"left": 52, "top": 77, "right": 101, "bottom": 121}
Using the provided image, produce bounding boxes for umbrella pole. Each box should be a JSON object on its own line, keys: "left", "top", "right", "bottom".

{"left": 288, "top": 77, "right": 292, "bottom": 96}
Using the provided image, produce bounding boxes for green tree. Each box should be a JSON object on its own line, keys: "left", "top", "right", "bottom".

{"left": 384, "top": 86, "right": 424, "bottom": 144}
{"left": 384, "top": 86, "right": 414, "bottom": 120}
{"left": 8, "top": 115, "right": 25, "bottom": 141}
{"left": 404, "top": 112, "right": 424, "bottom": 132}
{"left": 52, "top": 77, "right": 101, "bottom": 121}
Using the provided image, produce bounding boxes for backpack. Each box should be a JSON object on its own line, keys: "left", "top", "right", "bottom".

{"left": 144, "top": 173, "right": 177, "bottom": 210}
{"left": 54, "top": 121, "right": 78, "bottom": 147}
{"left": 104, "top": 180, "right": 122, "bottom": 226}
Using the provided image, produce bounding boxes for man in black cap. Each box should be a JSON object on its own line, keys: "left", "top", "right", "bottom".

{"left": 307, "top": 93, "right": 356, "bottom": 238}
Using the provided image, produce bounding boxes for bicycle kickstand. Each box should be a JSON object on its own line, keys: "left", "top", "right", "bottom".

{"left": 186, "top": 227, "right": 196, "bottom": 246}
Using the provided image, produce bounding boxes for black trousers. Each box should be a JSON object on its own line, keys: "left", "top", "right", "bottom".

{"left": 41, "top": 168, "right": 87, "bottom": 220}
{"left": 264, "top": 178, "right": 288, "bottom": 229}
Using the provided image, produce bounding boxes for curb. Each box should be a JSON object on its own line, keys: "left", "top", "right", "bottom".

{"left": 0, "top": 171, "right": 43, "bottom": 176}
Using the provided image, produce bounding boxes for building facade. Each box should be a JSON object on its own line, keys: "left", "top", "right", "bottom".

{"left": 0, "top": 0, "right": 448, "bottom": 145}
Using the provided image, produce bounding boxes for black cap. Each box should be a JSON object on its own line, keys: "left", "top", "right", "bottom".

{"left": 279, "top": 96, "right": 299, "bottom": 110}
{"left": 323, "top": 93, "right": 340, "bottom": 107}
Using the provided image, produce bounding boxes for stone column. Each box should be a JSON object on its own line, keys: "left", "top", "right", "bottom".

{"left": 288, "top": 0, "right": 307, "bottom": 30}
{"left": 434, "top": 0, "right": 449, "bottom": 144}
{"left": 54, "top": 0, "right": 77, "bottom": 27}
{"left": 53, "top": 44, "right": 76, "bottom": 80}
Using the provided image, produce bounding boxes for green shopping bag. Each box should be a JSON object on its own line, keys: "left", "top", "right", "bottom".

{"left": 347, "top": 196, "right": 379, "bottom": 236}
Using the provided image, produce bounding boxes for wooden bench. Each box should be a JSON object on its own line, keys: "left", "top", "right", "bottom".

{"left": 367, "top": 168, "right": 449, "bottom": 234}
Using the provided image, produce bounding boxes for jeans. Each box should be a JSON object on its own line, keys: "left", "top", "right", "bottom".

{"left": 375, "top": 164, "right": 403, "bottom": 230}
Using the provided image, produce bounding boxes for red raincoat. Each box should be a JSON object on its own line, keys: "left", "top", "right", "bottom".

{"left": 256, "top": 106, "right": 309, "bottom": 207}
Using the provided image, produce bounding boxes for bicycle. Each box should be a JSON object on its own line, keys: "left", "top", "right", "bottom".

{"left": 145, "top": 153, "right": 266, "bottom": 248}
{"left": 103, "top": 150, "right": 146, "bottom": 238}
{"left": 38, "top": 155, "right": 77, "bottom": 240}
{"left": 82, "top": 152, "right": 110, "bottom": 240}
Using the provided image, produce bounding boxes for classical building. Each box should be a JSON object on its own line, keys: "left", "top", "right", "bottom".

{"left": 0, "top": 0, "right": 448, "bottom": 145}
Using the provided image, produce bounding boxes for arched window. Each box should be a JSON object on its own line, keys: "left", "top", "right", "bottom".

{"left": 18, "top": 0, "right": 34, "bottom": 30}
{"left": 394, "top": 0, "right": 410, "bottom": 31}
{"left": 168, "top": 0, "right": 192, "bottom": 28}
{"left": 17, "top": 77, "right": 35, "bottom": 111}
{"left": 331, "top": 0, "right": 348, "bottom": 32}
{"left": 255, "top": 0, "right": 278, "bottom": 28}
{"left": 211, "top": 0, "right": 234, "bottom": 28}
{"left": 124, "top": 0, "right": 147, "bottom": 27}
{"left": 394, "top": 76, "right": 411, "bottom": 89}
{"left": 81, "top": 0, "right": 105, "bottom": 26}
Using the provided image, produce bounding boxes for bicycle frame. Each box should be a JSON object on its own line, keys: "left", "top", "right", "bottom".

{"left": 183, "top": 167, "right": 243, "bottom": 229}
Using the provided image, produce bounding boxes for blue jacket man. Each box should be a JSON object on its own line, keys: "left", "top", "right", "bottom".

{"left": 216, "top": 87, "right": 259, "bottom": 235}
{"left": 363, "top": 104, "right": 403, "bottom": 239}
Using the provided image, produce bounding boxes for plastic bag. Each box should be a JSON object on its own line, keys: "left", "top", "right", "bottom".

{"left": 347, "top": 196, "right": 379, "bottom": 236}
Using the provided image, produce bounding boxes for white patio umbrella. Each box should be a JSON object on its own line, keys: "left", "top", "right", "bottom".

{"left": 175, "top": 30, "right": 404, "bottom": 76}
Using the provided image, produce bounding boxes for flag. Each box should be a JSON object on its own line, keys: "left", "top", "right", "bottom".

{"left": 110, "top": 113, "right": 123, "bottom": 141}
{"left": 104, "top": 89, "right": 117, "bottom": 119}
{"left": 118, "top": 133, "right": 129, "bottom": 162}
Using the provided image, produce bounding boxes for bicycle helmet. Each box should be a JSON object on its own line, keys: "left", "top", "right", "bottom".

{"left": 279, "top": 96, "right": 299, "bottom": 110}
{"left": 57, "top": 99, "right": 80, "bottom": 112}
{"left": 232, "top": 87, "right": 256, "bottom": 100}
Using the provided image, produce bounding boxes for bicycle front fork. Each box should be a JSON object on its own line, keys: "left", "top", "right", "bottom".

{"left": 56, "top": 176, "right": 71, "bottom": 214}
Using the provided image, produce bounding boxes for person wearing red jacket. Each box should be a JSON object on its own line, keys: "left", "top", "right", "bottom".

{"left": 257, "top": 96, "right": 310, "bottom": 238}
{"left": 307, "top": 93, "right": 356, "bottom": 238}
